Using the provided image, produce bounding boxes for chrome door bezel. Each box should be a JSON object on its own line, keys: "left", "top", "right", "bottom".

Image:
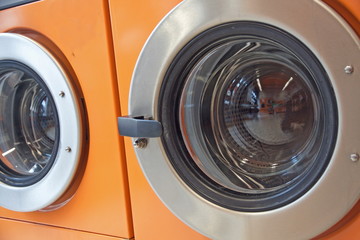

{"left": 0, "top": 33, "right": 84, "bottom": 212}
{"left": 129, "top": 0, "right": 360, "bottom": 239}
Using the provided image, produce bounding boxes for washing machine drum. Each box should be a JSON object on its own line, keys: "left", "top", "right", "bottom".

{"left": 0, "top": 61, "right": 59, "bottom": 186}
{"left": 0, "top": 33, "right": 86, "bottom": 212}
{"left": 118, "top": 0, "right": 360, "bottom": 239}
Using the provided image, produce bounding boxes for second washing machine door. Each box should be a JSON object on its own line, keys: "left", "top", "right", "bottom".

{"left": 118, "top": 0, "right": 360, "bottom": 239}
{"left": 0, "top": 33, "right": 87, "bottom": 212}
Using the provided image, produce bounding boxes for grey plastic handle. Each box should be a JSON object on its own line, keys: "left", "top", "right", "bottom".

{"left": 118, "top": 116, "right": 162, "bottom": 138}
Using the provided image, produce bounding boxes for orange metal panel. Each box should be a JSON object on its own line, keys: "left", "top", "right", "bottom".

{"left": 338, "top": 0, "right": 360, "bottom": 22}
{"left": 0, "top": 218, "right": 129, "bottom": 240}
{"left": 0, "top": 0, "right": 133, "bottom": 238}
{"left": 108, "top": 1, "right": 210, "bottom": 239}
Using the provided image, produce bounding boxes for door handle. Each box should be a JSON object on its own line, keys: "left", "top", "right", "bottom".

{"left": 117, "top": 115, "right": 162, "bottom": 138}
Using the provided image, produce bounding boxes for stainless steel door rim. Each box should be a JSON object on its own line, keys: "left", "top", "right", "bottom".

{"left": 127, "top": 0, "right": 360, "bottom": 239}
{"left": 0, "top": 33, "right": 85, "bottom": 212}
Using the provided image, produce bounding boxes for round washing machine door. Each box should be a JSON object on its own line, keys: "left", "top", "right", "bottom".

{"left": 0, "top": 33, "right": 87, "bottom": 212}
{"left": 118, "top": 0, "right": 360, "bottom": 239}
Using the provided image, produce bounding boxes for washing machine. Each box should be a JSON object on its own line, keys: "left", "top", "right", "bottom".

{"left": 115, "top": 0, "right": 360, "bottom": 239}
{"left": 0, "top": 0, "right": 133, "bottom": 239}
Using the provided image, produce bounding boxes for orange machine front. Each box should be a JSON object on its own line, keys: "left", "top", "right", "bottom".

{"left": 0, "top": 0, "right": 133, "bottom": 239}
{"left": 110, "top": 0, "right": 360, "bottom": 240}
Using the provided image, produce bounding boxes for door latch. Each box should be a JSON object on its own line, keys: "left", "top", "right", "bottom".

{"left": 117, "top": 115, "right": 162, "bottom": 138}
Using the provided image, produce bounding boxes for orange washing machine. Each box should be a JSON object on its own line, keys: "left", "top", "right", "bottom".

{"left": 114, "top": 0, "right": 360, "bottom": 240}
{"left": 0, "top": 1, "right": 133, "bottom": 240}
